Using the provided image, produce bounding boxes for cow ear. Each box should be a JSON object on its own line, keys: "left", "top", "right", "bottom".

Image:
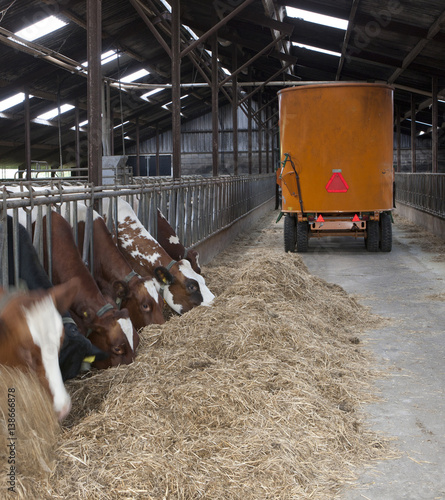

{"left": 51, "top": 278, "right": 80, "bottom": 313}
{"left": 113, "top": 280, "right": 128, "bottom": 299}
{"left": 154, "top": 266, "right": 173, "bottom": 286}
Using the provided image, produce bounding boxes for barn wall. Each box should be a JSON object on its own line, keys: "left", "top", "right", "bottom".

{"left": 393, "top": 132, "right": 445, "bottom": 173}
{"left": 127, "top": 103, "right": 279, "bottom": 176}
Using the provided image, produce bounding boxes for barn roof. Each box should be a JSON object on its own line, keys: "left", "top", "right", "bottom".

{"left": 0, "top": 0, "right": 444, "bottom": 170}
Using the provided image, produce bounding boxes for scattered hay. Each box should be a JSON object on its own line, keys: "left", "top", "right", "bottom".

{"left": 0, "top": 367, "right": 59, "bottom": 496}
{"left": 5, "top": 212, "right": 393, "bottom": 499}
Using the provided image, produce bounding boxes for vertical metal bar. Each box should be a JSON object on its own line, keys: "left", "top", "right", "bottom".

{"left": 12, "top": 209, "right": 19, "bottom": 287}
{"left": 46, "top": 206, "right": 53, "bottom": 283}
{"left": 0, "top": 191, "right": 7, "bottom": 289}
{"left": 171, "top": 0, "right": 181, "bottom": 179}
{"left": 87, "top": 0, "right": 103, "bottom": 186}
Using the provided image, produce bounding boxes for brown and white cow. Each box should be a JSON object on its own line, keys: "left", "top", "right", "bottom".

{"left": 63, "top": 202, "right": 165, "bottom": 329}
{"left": 156, "top": 209, "right": 201, "bottom": 274}
{"left": 0, "top": 279, "right": 79, "bottom": 420}
{"left": 41, "top": 211, "right": 139, "bottom": 368}
{"left": 102, "top": 198, "right": 215, "bottom": 315}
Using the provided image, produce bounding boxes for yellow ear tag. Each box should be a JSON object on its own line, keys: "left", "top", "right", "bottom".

{"left": 83, "top": 356, "right": 96, "bottom": 363}
{"left": 83, "top": 311, "right": 88, "bottom": 317}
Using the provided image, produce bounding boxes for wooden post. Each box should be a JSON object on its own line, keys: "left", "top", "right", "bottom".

{"left": 410, "top": 94, "right": 416, "bottom": 173}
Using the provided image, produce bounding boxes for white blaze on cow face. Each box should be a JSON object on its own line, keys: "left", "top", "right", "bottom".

{"left": 178, "top": 260, "right": 215, "bottom": 306}
{"left": 118, "top": 317, "right": 134, "bottom": 351}
{"left": 144, "top": 278, "right": 161, "bottom": 301}
{"left": 23, "top": 296, "right": 71, "bottom": 419}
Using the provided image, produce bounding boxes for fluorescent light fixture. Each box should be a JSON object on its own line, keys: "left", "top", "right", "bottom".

{"left": 286, "top": 6, "right": 348, "bottom": 30}
{"left": 37, "top": 104, "right": 74, "bottom": 120}
{"left": 114, "top": 120, "right": 129, "bottom": 129}
{"left": 292, "top": 42, "right": 341, "bottom": 57}
{"left": 14, "top": 15, "right": 67, "bottom": 42}
{"left": 406, "top": 119, "right": 432, "bottom": 126}
{"left": 141, "top": 88, "right": 164, "bottom": 100}
{"left": 120, "top": 69, "right": 150, "bottom": 83}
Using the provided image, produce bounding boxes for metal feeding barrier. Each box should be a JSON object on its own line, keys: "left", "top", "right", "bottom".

{"left": 0, "top": 174, "right": 275, "bottom": 289}
{"left": 395, "top": 173, "right": 445, "bottom": 219}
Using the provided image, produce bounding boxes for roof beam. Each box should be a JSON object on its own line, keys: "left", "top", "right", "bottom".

{"left": 181, "top": 0, "right": 256, "bottom": 58}
{"left": 388, "top": 8, "right": 445, "bottom": 83}
{"left": 336, "top": 0, "right": 360, "bottom": 80}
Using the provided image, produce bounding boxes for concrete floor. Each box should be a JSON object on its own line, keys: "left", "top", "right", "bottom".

{"left": 298, "top": 215, "right": 445, "bottom": 500}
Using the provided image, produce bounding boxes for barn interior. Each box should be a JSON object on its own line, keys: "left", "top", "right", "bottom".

{"left": 0, "top": 0, "right": 444, "bottom": 181}
{"left": 1, "top": 2, "right": 445, "bottom": 500}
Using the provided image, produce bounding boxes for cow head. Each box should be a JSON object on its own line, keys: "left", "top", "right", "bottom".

{"left": 113, "top": 275, "right": 165, "bottom": 329}
{"left": 154, "top": 259, "right": 215, "bottom": 314}
{"left": 0, "top": 278, "right": 79, "bottom": 420}
{"left": 75, "top": 306, "right": 139, "bottom": 368}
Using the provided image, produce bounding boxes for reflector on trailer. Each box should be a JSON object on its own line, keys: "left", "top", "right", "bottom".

{"left": 352, "top": 214, "right": 360, "bottom": 222}
{"left": 326, "top": 173, "right": 349, "bottom": 193}
{"left": 317, "top": 214, "right": 324, "bottom": 222}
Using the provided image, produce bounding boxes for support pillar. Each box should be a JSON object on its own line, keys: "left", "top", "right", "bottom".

{"left": 87, "top": 0, "right": 102, "bottom": 186}
{"left": 24, "top": 90, "right": 31, "bottom": 180}
{"left": 432, "top": 76, "right": 438, "bottom": 173}
{"left": 410, "top": 94, "right": 416, "bottom": 173}
{"left": 232, "top": 44, "right": 238, "bottom": 176}
{"left": 212, "top": 34, "right": 219, "bottom": 177}
{"left": 171, "top": 0, "right": 181, "bottom": 178}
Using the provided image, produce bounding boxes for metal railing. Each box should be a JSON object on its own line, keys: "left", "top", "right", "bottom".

{"left": 395, "top": 173, "right": 445, "bottom": 218}
{"left": 1, "top": 174, "right": 275, "bottom": 288}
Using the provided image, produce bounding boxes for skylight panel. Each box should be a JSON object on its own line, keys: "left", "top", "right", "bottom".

{"left": 38, "top": 104, "right": 74, "bottom": 121}
{"left": 14, "top": 15, "right": 67, "bottom": 42}
{"left": 120, "top": 69, "right": 150, "bottom": 83}
{"left": 141, "top": 88, "right": 164, "bottom": 100}
{"left": 0, "top": 92, "right": 27, "bottom": 112}
{"left": 183, "top": 25, "right": 199, "bottom": 40}
{"left": 81, "top": 50, "right": 120, "bottom": 68}
{"left": 286, "top": 7, "right": 348, "bottom": 30}
{"left": 292, "top": 42, "right": 341, "bottom": 57}
{"left": 159, "top": 0, "right": 172, "bottom": 13}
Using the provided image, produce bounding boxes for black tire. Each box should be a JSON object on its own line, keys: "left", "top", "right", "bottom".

{"left": 296, "top": 221, "right": 309, "bottom": 253}
{"left": 379, "top": 212, "right": 392, "bottom": 252}
{"left": 284, "top": 214, "right": 297, "bottom": 252}
{"left": 366, "top": 220, "right": 379, "bottom": 252}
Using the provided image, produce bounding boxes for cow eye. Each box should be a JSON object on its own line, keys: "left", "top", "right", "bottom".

{"left": 186, "top": 281, "right": 198, "bottom": 293}
{"left": 142, "top": 303, "right": 151, "bottom": 311}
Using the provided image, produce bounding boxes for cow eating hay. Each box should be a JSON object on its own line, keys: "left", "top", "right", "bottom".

{"left": 11, "top": 212, "right": 394, "bottom": 499}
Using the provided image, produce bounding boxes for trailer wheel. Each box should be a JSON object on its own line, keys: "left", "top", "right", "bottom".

{"left": 366, "top": 220, "right": 379, "bottom": 252}
{"left": 296, "top": 221, "right": 309, "bottom": 253}
{"left": 284, "top": 214, "right": 297, "bottom": 252}
{"left": 379, "top": 212, "right": 392, "bottom": 252}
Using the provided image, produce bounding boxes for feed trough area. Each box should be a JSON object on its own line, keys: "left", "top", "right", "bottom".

{"left": 0, "top": 212, "right": 393, "bottom": 499}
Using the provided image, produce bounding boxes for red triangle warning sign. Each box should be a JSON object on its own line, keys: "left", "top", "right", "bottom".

{"left": 352, "top": 214, "right": 360, "bottom": 222}
{"left": 326, "top": 173, "right": 349, "bottom": 193}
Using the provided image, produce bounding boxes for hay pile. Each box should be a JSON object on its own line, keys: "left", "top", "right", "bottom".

{"left": 0, "top": 367, "right": 59, "bottom": 495}
{"left": 9, "top": 213, "right": 392, "bottom": 499}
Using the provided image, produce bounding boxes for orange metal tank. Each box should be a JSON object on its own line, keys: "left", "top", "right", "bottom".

{"left": 278, "top": 83, "right": 394, "bottom": 214}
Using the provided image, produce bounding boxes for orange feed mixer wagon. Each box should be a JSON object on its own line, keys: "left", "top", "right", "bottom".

{"left": 277, "top": 82, "right": 394, "bottom": 253}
